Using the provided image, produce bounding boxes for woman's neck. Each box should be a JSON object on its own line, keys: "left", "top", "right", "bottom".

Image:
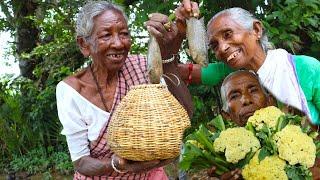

{"left": 247, "top": 47, "right": 267, "bottom": 72}
{"left": 90, "top": 63, "right": 118, "bottom": 88}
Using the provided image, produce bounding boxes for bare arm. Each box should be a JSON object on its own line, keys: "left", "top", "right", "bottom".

{"left": 73, "top": 156, "right": 112, "bottom": 176}
{"left": 177, "top": 63, "right": 202, "bottom": 84}
{"left": 73, "top": 154, "right": 171, "bottom": 176}
{"left": 163, "top": 61, "right": 194, "bottom": 118}
{"left": 145, "top": 13, "right": 194, "bottom": 118}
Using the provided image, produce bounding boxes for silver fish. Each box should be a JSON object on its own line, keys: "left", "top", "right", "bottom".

{"left": 147, "top": 35, "right": 163, "bottom": 84}
{"left": 186, "top": 17, "right": 208, "bottom": 67}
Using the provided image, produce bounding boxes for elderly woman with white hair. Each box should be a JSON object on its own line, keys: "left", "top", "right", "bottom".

{"left": 176, "top": 0, "right": 320, "bottom": 126}
{"left": 56, "top": 1, "right": 193, "bottom": 179}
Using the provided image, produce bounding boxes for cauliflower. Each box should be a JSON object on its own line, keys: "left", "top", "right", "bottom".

{"left": 273, "top": 125, "right": 316, "bottom": 167}
{"left": 213, "top": 127, "right": 260, "bottom": 163}
{"left": 247, "top": 106, "right": 284, "bottom": 130}
{"left": 242, "top": 150, "right": 287, "bottom": 180}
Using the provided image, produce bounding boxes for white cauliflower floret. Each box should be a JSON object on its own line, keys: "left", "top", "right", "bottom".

{"left": 242, "top": 150, "right": 287, "bottom": 180}
{"left": 247, "top": 106, "right": 284, "bottom": 130}
{"left": 213, "top": 127, "right": 260, "bottom": 163}
{"left": 273, "top": 125, "right": 316, "bottom": 167}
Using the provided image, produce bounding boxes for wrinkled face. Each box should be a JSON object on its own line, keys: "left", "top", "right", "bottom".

{"left": 207, "top": 14, "right": 259, "bottom": 69}
{"left": 89, "top": 10, "right": 131, "bottom": 72}
{"left": 224, "top": 72, "right": 268, "bottom": 126}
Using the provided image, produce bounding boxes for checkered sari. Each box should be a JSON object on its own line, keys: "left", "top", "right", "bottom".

{"left": 74, "top": 55, "right": 166, "bottom": 180}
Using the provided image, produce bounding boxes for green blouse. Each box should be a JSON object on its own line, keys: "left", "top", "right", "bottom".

{"left": 201, "top": 55, "right": 320, "bottom": 125}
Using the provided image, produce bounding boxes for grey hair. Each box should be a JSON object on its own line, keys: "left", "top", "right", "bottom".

{"left": 76, "top": 1, "right": 128, "bottom": 39}
{"left": 208, "top": 7, "right": 274, "bottom": 53}
{"left": 220, "top": 70, "right": 267, "bottom": 112}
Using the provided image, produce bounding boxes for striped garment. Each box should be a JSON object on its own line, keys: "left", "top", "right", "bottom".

{"left": 74, "top": 55, "right": 167, "bottom": 180}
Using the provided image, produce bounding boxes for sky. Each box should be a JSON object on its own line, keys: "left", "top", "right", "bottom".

{"left": 0, "top": 9, "right": 19, "bottom": 77}
{"left": 0, "top": 31, "right": 19, "bottom": 77}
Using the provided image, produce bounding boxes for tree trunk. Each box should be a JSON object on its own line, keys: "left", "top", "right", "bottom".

{"left": 14, "top": 0, "right": 39, "bottom": 79}
{"left": 0, "top": 0, "right": 40, "bottom": 79}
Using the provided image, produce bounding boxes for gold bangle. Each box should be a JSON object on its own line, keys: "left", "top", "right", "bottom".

{"left": 111, "top": 158, "right": 128, "bottom": 174}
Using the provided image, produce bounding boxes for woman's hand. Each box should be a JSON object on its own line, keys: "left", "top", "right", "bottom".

{"left": 310, "top": 158, "right": 320, "bottom": 180}
{"left": 111, "top": 154, "right": 174, "bottom": 173}
{"left": 175, "top": 0, "right": 200, "bottom": 37}
{"left": 145, "top": 13, "right": 182, "bottom": 59}
{"left": 207, "top": 166, "right": 242, "bottom": 180}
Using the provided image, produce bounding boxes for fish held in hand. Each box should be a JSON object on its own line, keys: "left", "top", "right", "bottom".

{"left": 186, "top": 17, "right": 208, "bottom": 67}
{"left": 147, "top": 35, "right": 163, "bottom": 84}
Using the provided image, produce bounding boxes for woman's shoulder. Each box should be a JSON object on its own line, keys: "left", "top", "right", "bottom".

{"left": 294, "top": 55, "right": 319, "bottom": 67}
{"left": 61, "top": 69, "right": 88, "bottom": 92}
{"left": 294, "top": 55, "right": 320, "bottom": 74}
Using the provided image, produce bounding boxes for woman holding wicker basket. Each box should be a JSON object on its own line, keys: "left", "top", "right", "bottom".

{"left": 56, "top": 1, "right": 193, "bottom": 179}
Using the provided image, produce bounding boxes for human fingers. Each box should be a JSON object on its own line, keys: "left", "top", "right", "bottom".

{"left": 207, "top": 166, "right": 217, "bottom": 177}
{"left": 191, "top": 1, "right": 200, "bottom": 17}
{"left": 145, "top": 24, "right": 165, "bottom": 38}
{"left": 175, "top": 4, "right": 191, "bottom": 21}
{"left": 182, "top": 0, "right": 192, "bottom": 13}
{"left": 145, "top": 17, "right": 168, "bottom": 33}
{"left": 231, "top": 169, "right": 242, "bottom": 180}
{"left": 221, "top": 168, "right": 242, "bottom": 180}
{"left": 111, "top": 154, "right": 130, "bottom": 172}
{"left": 168, "top": 22, "right": 178, "bottom": 36}
{"left": 148, "top": 13, "right": 169, "bottom": 23}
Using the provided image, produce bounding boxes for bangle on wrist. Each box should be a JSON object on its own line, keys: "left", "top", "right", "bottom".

{"left": 111, "top": 158, "right": 128, "bottom": 174}
{"left": 186, "top": 63, "right": 193, "bottom": 85}
{"left": 162, "top": 54, "right": 179, "bottom": 64}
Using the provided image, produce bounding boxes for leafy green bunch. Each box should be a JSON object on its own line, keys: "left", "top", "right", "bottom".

{"left": 179, "top": 115, "right": 252, "bottom": 175}
{"left": 179, "top": 106, "right": 319, "bottom": 180}
{"left": 244, "top": 106, "right": 318, "bottom": 180}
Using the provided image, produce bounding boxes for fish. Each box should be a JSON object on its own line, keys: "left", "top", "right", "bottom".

{"left": 147, "top": 35, "right": 163, "bottom": 84}
{"left": 186, "top": 17, "right": 208, "bottom": 67}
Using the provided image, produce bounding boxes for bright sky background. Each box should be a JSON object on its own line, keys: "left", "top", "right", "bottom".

{"left": 0, "top": 9, "right": 19, "bottom": 77}
{"left": 0, "top": 31, "right": 19, "bottom": 76}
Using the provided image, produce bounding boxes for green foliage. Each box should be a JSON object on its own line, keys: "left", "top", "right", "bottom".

{"left": 10, "top": 148, "right": 50, "bottom": 174}
{"left": 263, "top": 0, "right": 320, "bottom": 59}
{"left": 180, "top": 124, "right": 231, "bottom": 174}
{"left": 285, "top": 164, "right": 313, "bottom": 180}
{"left": 4, "top": 146, "right": 72, "bottom": 176}
{"left": 185, "top": 85, "right": 221, "bottom": 135}
{"left": 50, "top": 151, "right": 74, "bottom": 175}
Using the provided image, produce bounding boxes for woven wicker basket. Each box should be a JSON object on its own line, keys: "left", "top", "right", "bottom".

{"left": 107, "top": 84, "right": 190, "bottom": 161}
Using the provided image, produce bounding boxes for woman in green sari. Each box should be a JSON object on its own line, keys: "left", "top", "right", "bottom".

{"left": 175, "top": 0, "right": 320, "bottom": 125}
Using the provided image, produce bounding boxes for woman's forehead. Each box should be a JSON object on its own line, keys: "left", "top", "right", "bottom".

{"left": 92, "top": 10, "right": 127, "bottom": 30}
{"left": 208, "top": 14, "right": 245, "bottom": 36}
{"left": 225, "top": 72, "right": 260, "bottom": 89}
{"left": 94, "top": 10, "right": 126, "bottom": 25}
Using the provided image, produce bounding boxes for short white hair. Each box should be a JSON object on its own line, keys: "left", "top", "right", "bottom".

{"left": 76, "top": 1, "right": 127, "bottom": 39}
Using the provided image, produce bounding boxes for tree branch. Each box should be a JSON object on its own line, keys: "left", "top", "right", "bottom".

{"left": 0, "top": 1, "right": 14, "bottom": 30}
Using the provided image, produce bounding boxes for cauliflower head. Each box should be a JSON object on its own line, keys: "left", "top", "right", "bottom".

{"left": 242, "top": 150, "right": 287, "bottom": 180}
{"left": 273, "top": 125, "right": 316, "bottom": 167}
{"left": 247, "top": 106, "right": 284, "bottom": 130}
{"left": 214, "top": 127, "right": 260, "bottom": 163}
